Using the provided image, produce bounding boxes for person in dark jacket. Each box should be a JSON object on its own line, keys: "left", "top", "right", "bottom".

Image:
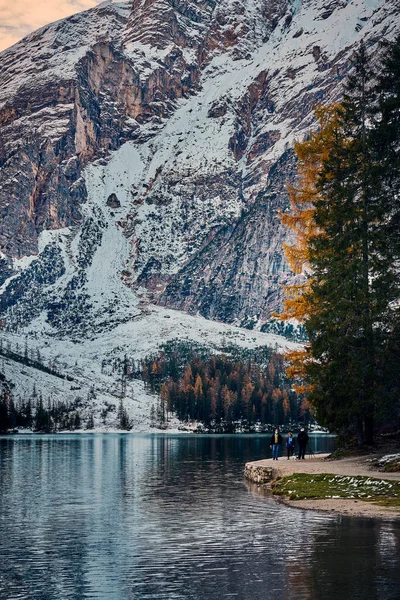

{"left": 297, "top": 428, "right": 309, "bottom": 459}
{"left": 270, "top": 428, "right": 282, "bottom": 460}
{"left": 286, "top": 432, "right": 295, "bottom": 460}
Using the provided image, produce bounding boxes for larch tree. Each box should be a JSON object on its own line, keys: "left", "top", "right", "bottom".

{"left": 280, "top": 39, "right": 400, "bottom": 443}
{"left": 278, "top": 104, "right": 342, "bottom": 396}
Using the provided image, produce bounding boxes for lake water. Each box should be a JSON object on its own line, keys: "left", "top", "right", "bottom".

{"left": 0, "top": 434, "right": 399, "bottom": 600}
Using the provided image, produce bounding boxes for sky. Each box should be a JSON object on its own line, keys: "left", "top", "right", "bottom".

{"left": 0, "top": 0, "right": 106, "bottom": 52}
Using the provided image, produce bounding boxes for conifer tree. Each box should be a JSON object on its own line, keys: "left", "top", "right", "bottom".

{"left": 118, "top": 398, "right": 131, "bottom": 430}
{"left": 34, "top": 396, "right": 52, "bottom": 432}
{"left": 278, "top": 104, "right": 342, "bottom": 398}
{"left": 0, "top": 391, "right": 10, "bottom": 432}
{"left": 73, "top": 412, "right": 81, "bottom": 430}
{"left": 280, "top": 40, "right": 400, "bottom": 443}
{"left": 150, "top": 404, "right": 156, "bottom": 427}
{"left": 370, "top": 35, "right": 400, "bottom": 424}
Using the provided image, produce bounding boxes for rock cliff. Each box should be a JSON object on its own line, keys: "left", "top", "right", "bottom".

{"left": 0, "top": 0, "right": 399, "bottom": 333}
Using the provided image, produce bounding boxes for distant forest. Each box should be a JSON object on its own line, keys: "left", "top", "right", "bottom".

{"left": 140, "top": 341, "right": 310, "bottom": 429}
{"left": 0, "top": 337, "right": 310, "bottom": 433}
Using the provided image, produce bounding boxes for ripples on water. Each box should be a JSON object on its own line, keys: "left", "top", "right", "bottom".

{"left": 0, "top": 434, "right": 399, "bottom": 600}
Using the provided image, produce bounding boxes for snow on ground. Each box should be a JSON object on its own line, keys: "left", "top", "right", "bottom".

{"left": 3, "top": 1, "right": 394, "bottom": 431}
{"left": 76, "top": 144, "right": 144, "bottom": 314}
{"left": 1, "top": 305, "right": 300, "bottom": 431}
{"left": 378, "top": 454, "right": 400, "bottom": 466}
{"left": 1, "top": 349, "right": 158, "bottom": 432}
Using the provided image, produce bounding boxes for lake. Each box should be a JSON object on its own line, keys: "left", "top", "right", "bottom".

{"left": 0, "top": 434, "right": 399, "bottom": 600}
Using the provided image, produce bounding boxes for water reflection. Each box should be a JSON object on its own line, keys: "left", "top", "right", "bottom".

{"left": 0, "top": 434, "right": 398, "bottom": 600}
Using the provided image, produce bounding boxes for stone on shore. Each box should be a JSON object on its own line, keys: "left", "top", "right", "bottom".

{"left": 244, "top": 462, "right": 273, "bottom": 484}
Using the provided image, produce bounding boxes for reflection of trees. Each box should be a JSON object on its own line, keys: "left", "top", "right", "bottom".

{"left": 2, "top": 435, "right": 397, "bottom": 600}
{"left": 0, "top": 437, "right": 90, "bottom": 599}
{"left": 304, "top": 519, "right": 400, "bottom": 600}
{"left": 377, "top": 523, "right": 400, "bottom": 566}
{"left": 284, "top": 547, "right": 314, "bottom": 600}
{"left": 245, "top": 471, "right": 400, "bottom": 600}
{"left": 309, "top": 434, "right": 337, "bottom": 455}
{"left": 146, "top": 435, "right": 269, "bottom": 508}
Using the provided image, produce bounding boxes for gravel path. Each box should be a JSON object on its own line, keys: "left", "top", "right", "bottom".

{"left": 247, "top": 454, "right": 400, "bottom": 519}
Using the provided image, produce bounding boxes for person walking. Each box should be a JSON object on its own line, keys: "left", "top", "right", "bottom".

{"left": 297, "top": 428, "right": 309, "bottom": 459}
{"left": 286, "top": 432, "right": 295, "bottom": 460}
{"left": 270, "top": 428, "right": 282, "bottom": 460}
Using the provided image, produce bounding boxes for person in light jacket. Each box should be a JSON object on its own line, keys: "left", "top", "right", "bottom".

{"left": 286, "top": 432, "right": 295, "bottom": 460}
{"left": 270, "top": 428, "right": 282, "bottom": 460}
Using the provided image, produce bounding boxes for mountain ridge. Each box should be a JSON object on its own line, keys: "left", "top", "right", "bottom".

{"left": 0, "top": 0, "right": 399, "bottom": 335}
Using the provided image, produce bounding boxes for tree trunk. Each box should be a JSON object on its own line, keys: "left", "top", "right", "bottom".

{"left": 363, "top": 414, "right": 374, "bottom": 445}
{"left": 356, "top": 414, "right": 374, "bottom": 445}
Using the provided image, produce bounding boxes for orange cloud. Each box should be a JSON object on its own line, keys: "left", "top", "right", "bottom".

{"left": 0, "top": 0, "right": 105, "bottom": 52}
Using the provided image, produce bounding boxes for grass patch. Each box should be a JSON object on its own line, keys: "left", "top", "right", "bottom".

{"left": 383, "top": 462, "right": 400, "bottom": 473}
{"left": 330, "top": 448, "right": 354, "bottom": 459}
{"left": 271, "top": 473, "right": 400, "bottom": 507}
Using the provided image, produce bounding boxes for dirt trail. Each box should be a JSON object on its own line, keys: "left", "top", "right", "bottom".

{"left": 247, "top": 454, "right": 400, "bottom": 519}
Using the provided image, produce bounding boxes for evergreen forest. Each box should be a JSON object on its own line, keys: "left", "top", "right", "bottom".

{"left": 140, "top": 341, "right": 309, "bottom": 430}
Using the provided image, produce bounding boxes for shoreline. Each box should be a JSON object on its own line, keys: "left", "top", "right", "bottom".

{"left": 246, "top": 454, "right": 400, "bottom": 520}
{"left": 0, "top": 428, "right": 334, "bottom": 436}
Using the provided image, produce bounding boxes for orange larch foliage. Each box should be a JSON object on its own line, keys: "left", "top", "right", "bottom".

{"left": 277, "top": 104, "right": 342, "bottom": 394}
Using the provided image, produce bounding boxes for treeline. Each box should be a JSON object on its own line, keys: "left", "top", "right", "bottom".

{"left": 280, "top": 38, "right": 400, "bottom": 443}
{"left": 141, "top": 342, "right": 308, "bottom": 427}
{"left": 0, "top": 338, "right": 73, "bottom": 381}
{"left": 0, "top": 390, "right": 134, "bottom": 433}
{"left": 260, "top": 318, "right": 308, "bottom": 343}
{"left": 0, "top": 391, "right": 90, "bottom": 433}
{"left": 0, "top": 378, "right": 134, "bottom": 432}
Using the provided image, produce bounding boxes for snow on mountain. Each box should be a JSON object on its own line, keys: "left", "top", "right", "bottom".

{"left": 1, "top": 0, "right": 398, "bottom": 327}
{"left": 0, "top": 305, "right": 300, "bottom": 431}
{"left": 0, "top": 1, "right": 131, "bottom": 111}
{"left": 0, "top": 0, "right": 399, "bottom": 426}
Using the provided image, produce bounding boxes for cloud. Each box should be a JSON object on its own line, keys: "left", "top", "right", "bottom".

{"left": 0, "top": 1, "right": 105, "bottom": 52}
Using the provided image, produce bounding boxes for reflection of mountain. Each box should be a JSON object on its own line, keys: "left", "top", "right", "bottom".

{"left": 1, "top": 435, "right": 399, "bottom": 599}
{"left": 0, "top": 437, "right": 91, "bottom": 598}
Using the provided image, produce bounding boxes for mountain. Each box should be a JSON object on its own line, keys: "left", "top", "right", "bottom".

{"left": 0, "top": 305, "right": 300, "bottom": 431}
{"left": 0, "top": 1, "right": 399, "bottom": 427}
{"left": 1, "top": 0, "right": 399, "bottom": 334}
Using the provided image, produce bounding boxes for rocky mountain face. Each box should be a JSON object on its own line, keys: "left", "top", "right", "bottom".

{"left": 0, "top": 0, "right": 399, "bottom": 334}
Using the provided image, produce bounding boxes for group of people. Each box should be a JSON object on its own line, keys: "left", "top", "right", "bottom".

{"left": 269, "top": 428, "right": 309, "bottom": 460}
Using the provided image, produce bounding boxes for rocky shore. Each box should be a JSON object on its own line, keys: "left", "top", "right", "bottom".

{"left": 245, "top": 454, "right": 400, "bottom": 520}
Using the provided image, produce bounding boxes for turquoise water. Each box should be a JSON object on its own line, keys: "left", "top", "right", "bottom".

{"left": 0, "top": 434, "right": 398, "bottom": 600}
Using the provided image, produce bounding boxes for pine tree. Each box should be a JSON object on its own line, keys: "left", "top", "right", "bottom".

{"left": 73, "top": 412, "right": 81, "bottom": 430}
{"left": 118, "top": 398, "right": 132, "bottom": 430}
{"left": 371, "top": 35, "right": 400, "bottom": 250}
{"left": 280, "top": 41, "right": 400, "bottom": 443}
{"left": 307, "top": 42, "right": 399, "bottom": 443}
{"left": 370, "top": 36, "right": 400, "bottom": 422}
{"left": 86, "top": 412, "right": 95, "bottom": 430}
{"left": 150, "top": 404, "right": 156, "bottom": 427}
{"left": 34, "top": 396, "right": 52, "bottom": 432}
{"left": 118, "top": 398, "right": 124, "bottom": 426}
{"left": 0, "top": 391, "right": 9, "bottom": 432}
{"left": 25, "top": 399, "right": 33, "bottom": 428}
